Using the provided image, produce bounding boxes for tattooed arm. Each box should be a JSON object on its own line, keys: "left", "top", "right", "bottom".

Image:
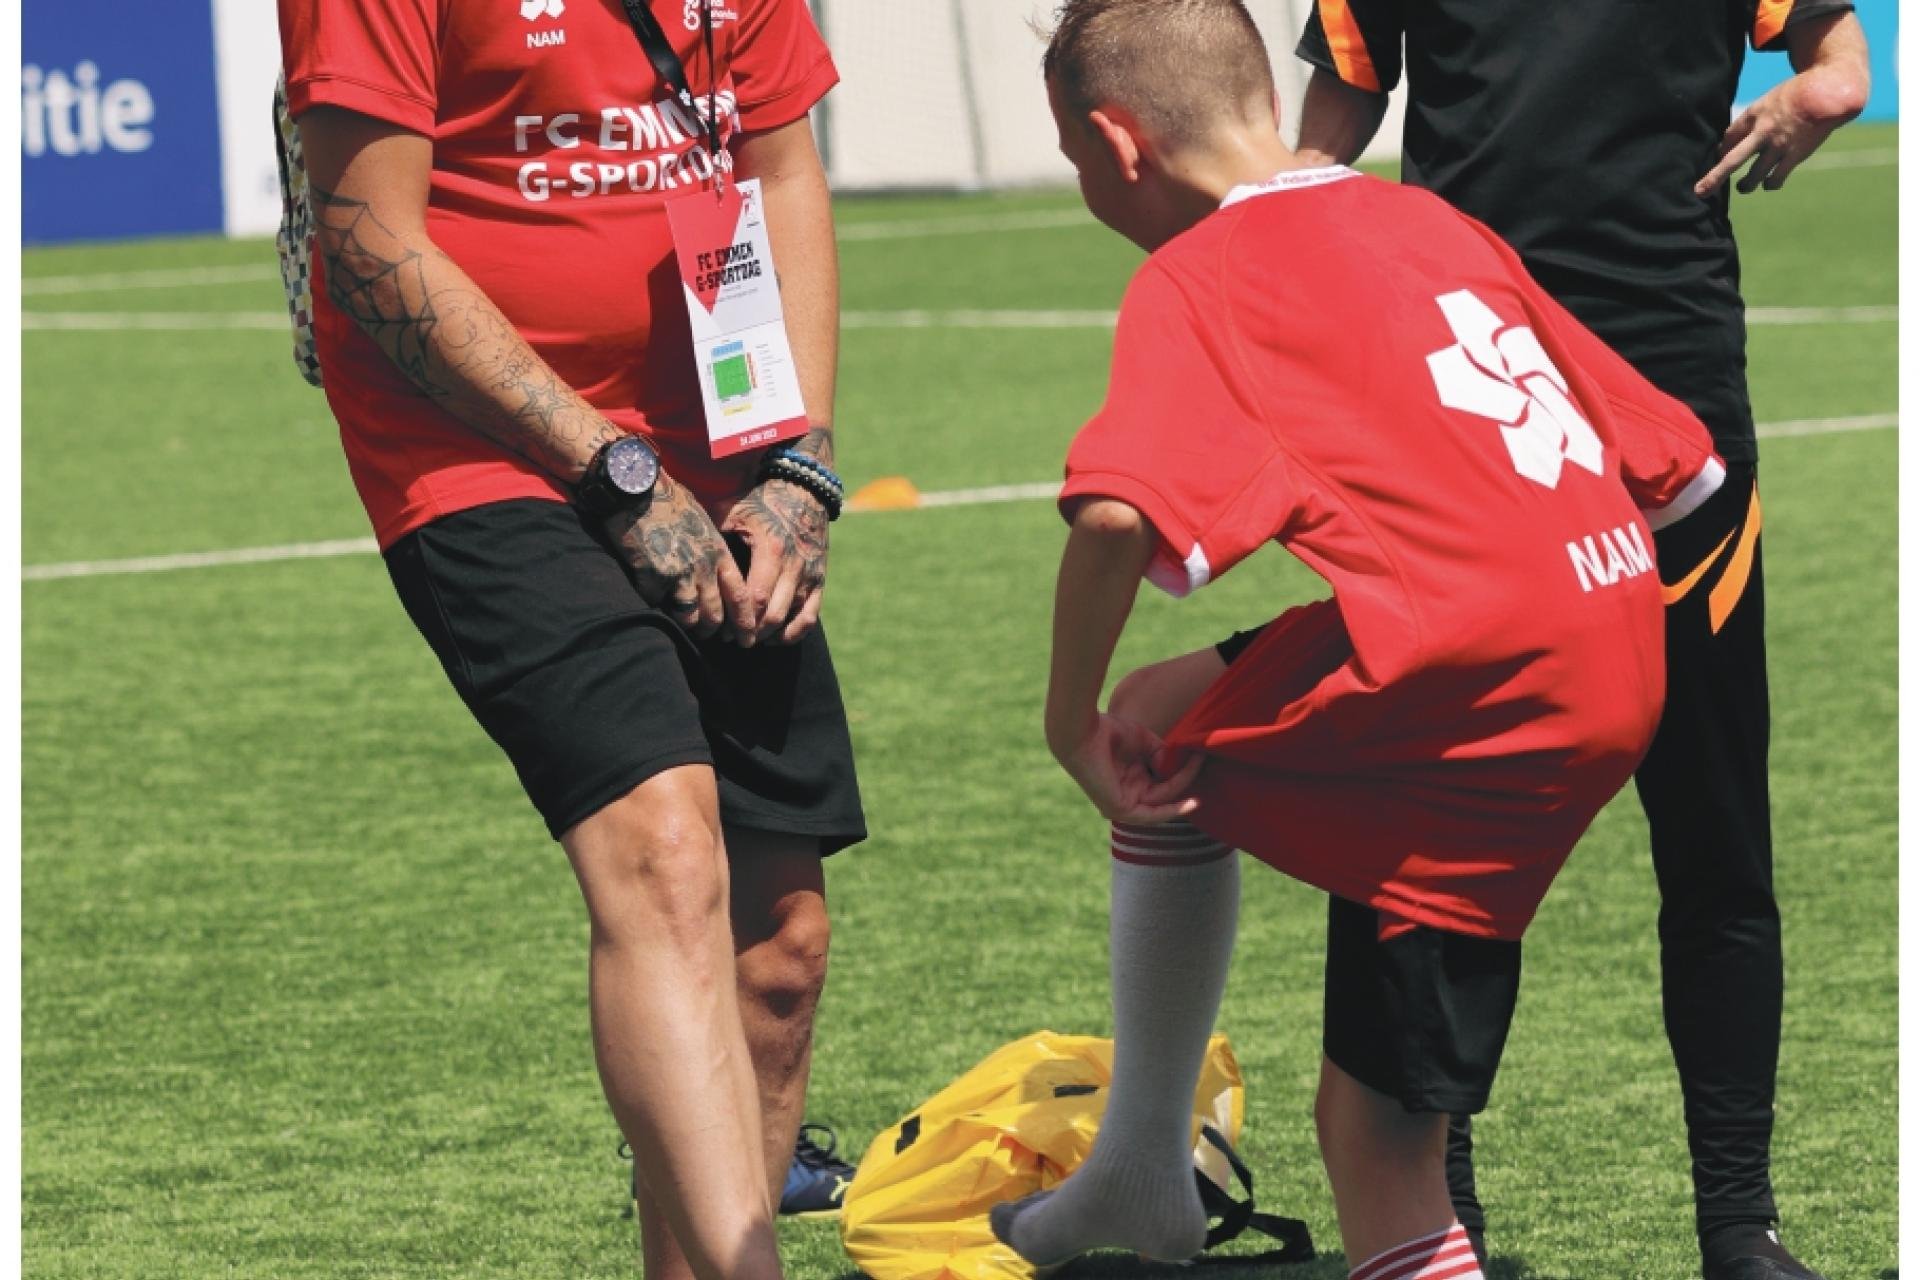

{"left": 297, "top": 106, "right": 749, "bottom": 636}
{"left": 721, "top": 115, "right": 840, "bottom": 644}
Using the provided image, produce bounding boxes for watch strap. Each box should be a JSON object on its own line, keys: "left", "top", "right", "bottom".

{"left": 574, "top": 438, "right": 651, "bottom": 519}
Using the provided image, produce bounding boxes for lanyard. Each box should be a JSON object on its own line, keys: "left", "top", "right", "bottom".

{"left": 617, "top": 0, "right": 724, "bottom": 192}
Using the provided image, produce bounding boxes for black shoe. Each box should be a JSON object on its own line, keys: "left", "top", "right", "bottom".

{"left": 1701, "top": 1224, "right": 1828, "bottom": 1280}
{"left": 780, "top": 1123, "right": 858, "bottom": 1218}
{"left": 1703, "top": 1258, "right": 1828, "bottom": 1280}
{"left": 618, "top": 1124, "right": 859, "bottom": 1220}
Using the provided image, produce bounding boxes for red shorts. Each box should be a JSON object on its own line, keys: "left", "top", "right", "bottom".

{"left": 1165, "top": 599, "right": 1660, "bottom": 940}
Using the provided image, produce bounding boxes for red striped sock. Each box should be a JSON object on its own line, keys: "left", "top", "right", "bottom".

{"left": 1109, "top": 820, "right": 1232, "bottom": 867}
{"left": 1349, "top": 1223, "right": 1484, "bottom": 1280}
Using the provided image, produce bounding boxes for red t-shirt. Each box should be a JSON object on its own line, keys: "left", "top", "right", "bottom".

{"left": 279, "top": 0, "right": 838, "bottom": 548}
{"left": 1063, "top": 168, "right": 1723, "bottom": 938}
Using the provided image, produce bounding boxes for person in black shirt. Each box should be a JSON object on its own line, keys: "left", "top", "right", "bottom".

{"left": 1290, "top": 4, "right": 1870, "bottom": 1279}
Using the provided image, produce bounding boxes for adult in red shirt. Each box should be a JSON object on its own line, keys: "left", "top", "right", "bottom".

{"left": 990, "top": 4, "right": 1720, "bottom": 1278}
{"left": 277, "top": 3, "right": 861, "bottom": 1277}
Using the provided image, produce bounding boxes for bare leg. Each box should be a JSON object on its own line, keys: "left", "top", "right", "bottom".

{"left": 1107, "top": 648, "right": 1230, "bottom": 736}
{"left": 637, "top": 829, "right": 830, "bottom": 1279}
{"left": 563, "top": 766, "right": 781, "bottom": 1280}
{"left": 1315, "top": 1057, "right": 1457, "bottom": 1267}
{"left": 730, "top": 832, "right": 830, "bottom": 1191}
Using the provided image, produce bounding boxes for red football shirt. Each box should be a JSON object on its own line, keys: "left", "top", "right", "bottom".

{"left": 279, "top": 0, "right": 838, "bottom": 548}
{"left": 1063, "top": 167, "right": 1723, "bottom": 938}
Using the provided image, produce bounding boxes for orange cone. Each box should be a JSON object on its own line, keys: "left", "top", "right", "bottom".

{"left": 847, "top": 476, "right": 923, "bottom": 512}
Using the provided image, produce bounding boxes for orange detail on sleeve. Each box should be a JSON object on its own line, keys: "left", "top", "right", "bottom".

{"left": 1753, "top": 0, "right": 1795, "bottom": 49}
{"left": 1318, "top": 0, "right": 1383, "bottom": 93}
{"left": 1708, "top": 487, "right": 1763, "bottom": 633}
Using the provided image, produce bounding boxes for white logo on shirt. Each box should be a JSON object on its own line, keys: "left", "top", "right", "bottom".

{"left": 684, "top": 0, "right": 741, "bottom": 29}
{"left": 1425, "top": 289, "right": 1603, "bottom": 490}
{"left": 1566, "top": 523, "right": 1653, "bottom": 593}
{"left": 511, "top": 90, "right": 737, "bottom": 201}
{"left": 521, "top": 0, "right": 564, "bottom": 20}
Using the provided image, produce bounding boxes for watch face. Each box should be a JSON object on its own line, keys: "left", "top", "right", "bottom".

{"left": 606, "top": 437, "right": 660, "bottom": 496}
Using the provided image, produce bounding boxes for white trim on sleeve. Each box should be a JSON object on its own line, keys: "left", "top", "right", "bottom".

{"left": 1146, "top": 543, "right": 1214, "bottom": 598}
{"left": 1643, "top": 456, "right": 1727, "bottom": 531}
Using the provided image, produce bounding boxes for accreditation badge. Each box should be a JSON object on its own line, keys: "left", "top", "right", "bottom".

{"left": 665, "top": 178, "right": 810, "bottom": 459}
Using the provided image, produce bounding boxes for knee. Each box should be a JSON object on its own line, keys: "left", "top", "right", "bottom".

{"left": 1656, "top": 877, "right": 1780, "bottom": 948}
{"left": 1107, "top": 667, "right": 1153, "bottom": 720}
{"left": 738, "top": 894, "right": 831, "bottom": 1020}
{"left": 1108, "top": 666, "right": 1175, "bottom": 734}
{"left": 1108, "top": 650, "right": 1224, "bottom": 735}
{"left": 571, "top": 789, "right": 729, "bottom": 949}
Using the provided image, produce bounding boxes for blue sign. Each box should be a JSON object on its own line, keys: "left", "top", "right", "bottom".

{"left": 1737, "top": 0, "right": 1898, "bottom": 121}
{"left": 23, "top": 1, "right": 226, "bottom": 242}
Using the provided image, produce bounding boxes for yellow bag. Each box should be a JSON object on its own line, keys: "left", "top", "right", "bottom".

{"left": 839, "top": 1030, "right": 1311, "bottom": 1280}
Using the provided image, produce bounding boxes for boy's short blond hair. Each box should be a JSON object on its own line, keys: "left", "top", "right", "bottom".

{"left": 1041, "top": 0, "right": 1276, "bottom": 147}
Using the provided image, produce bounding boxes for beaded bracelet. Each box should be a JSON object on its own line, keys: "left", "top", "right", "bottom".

{"left": 762, "top": 452, "right": 843, "bottom": 496}
{"left": 764, "top": 449, "right": 840, "bottom": 495}
{"left": 763, "top": 446, "right": 845, "bottom": 497}
{"left": 760, "top": 450, "right": 845, "bottom": 520}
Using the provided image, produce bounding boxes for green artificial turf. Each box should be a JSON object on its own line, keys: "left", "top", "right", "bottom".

{"left": 21, "top": 123, "right": 1897, "bottom": 1279}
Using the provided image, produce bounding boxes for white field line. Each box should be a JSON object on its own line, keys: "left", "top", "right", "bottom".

{"left": 1754, "top": 411, "right": 1897, "bottom": 438}
{"left": 22, "top": 311, "right": 288, "bottom": 331}
{"left": 1795, "top": 147, "right": 1898, "bottom": 172}
{"left": 18, "top": 309, "right": 1121, "bottom": 333}
{"left": 20, "top": 413, "right": 1896, "bottom": 583}
{"left": 15, "top": 212, "right": 1098, "bottom": 300}
{"left": 836, "top": 209, "right": 1093, "bottom": 240}
{"left": 23, "top": 304, "right": 1898, "bottom": 333}
{"left": 24, "top": 538, "right": 378, "bottom": 582}
{"left": 22, "top": 150, "right": 1894, "bottom": 301}
{"left": 843, "top": 308, "right": 1118, "bottom": 330}
{"left": 915, "top": 480, "right": 1064, "bottom": 507}
{"left": 20, "top": 263, "right": 282, "bottom": 296}
{"left": 1748, "top": 305, "right": 1897, "bottom": 325}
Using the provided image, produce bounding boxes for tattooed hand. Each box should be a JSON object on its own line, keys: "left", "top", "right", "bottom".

{"left": 602, "top": 474, "right": 753, "bottom": 638}
{"left": 720, "top": 471, "right": 831, "bottom": 646}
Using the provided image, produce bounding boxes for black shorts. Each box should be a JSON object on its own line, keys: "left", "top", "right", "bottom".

{"left": 1214, "top": 620, "right": 1521, "bottom": 1113}
{"left": 1214, "top": 624, "right": 1268, "bottom": 665}
{"left": 384, "top": 498, "right": 866, "bottom": 849}
{"left": 1321, "top": 896, "right": 1522, "bottom": 1114}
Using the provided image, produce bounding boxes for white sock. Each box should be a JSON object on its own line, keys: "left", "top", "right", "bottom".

{"left": 992, "top": 821, "right": 1240, "bottom": 1265}
{"left": 1350, "top": 1223, "right": 1484, "bottom": 1280}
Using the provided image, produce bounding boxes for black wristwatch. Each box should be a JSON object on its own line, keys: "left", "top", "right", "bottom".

{"left": 574, "top": 435, "right": 660, "bottom": 519}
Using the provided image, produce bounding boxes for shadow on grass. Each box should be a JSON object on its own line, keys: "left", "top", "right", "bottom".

{"left": 832, "top": 1252, "right": 1573, "bottom": 1280}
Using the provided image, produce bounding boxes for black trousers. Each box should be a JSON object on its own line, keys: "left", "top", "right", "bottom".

{"left": 1449, "top": 460, "right": 1780, "bottom": 1238}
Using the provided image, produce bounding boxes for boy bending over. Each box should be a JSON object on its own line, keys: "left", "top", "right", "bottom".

{"left": 991, "top": 3, "right": 1725, "bottom": 1277}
